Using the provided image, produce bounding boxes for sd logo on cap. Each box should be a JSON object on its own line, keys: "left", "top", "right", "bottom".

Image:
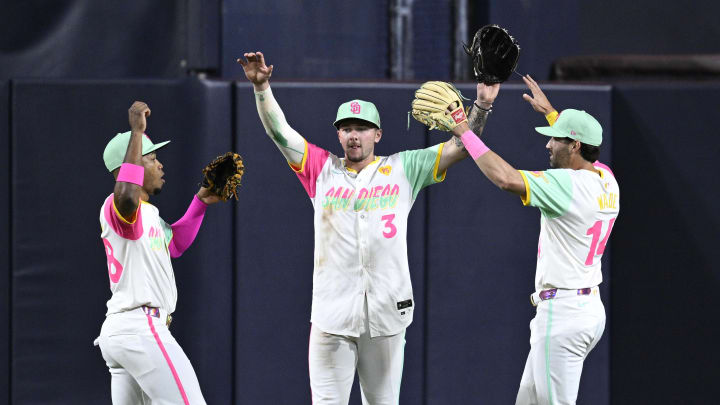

{"left": 333, "top": 100, "right": 381, "bottom": 129}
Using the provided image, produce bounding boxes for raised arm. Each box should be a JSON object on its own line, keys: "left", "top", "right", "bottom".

{"left": 435, "top": 82, "right": 499, "bottom": 173}
{"left": 522, "top": 74, "right": 558, "bottom": 124}
{"left": 237, "top": 52, "right": 306, "bottom": 166}
{"left": 467, "top": 83, "right": 494, "bottom": 136}
{"left": 451, "top": 83, "right": 526, "bottom": 197}
{"left": 113, "top": 102, "right": 150, "bottom": 221}
{"left": 454, "top": 123, "right": 526, "bottom": 197}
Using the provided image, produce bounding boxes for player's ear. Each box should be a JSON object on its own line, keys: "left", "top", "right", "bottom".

{"left": 374, "top": 129, "right": 382, "bottom": 143}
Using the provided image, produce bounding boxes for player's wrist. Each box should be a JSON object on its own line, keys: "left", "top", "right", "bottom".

{"left": 545, "top": 110, "right": 559, "bottom": 125}
{"left": 451, "top": 121, "right": 470, "bottom": 136}
{"left": 253, "top": 81, "right": 270, "bottom": 92}
{"left": 475, "top": 101, "right": 493, "bottom": 112}
{"left": 460, "top": 130, "right": 490, "bottom": 160}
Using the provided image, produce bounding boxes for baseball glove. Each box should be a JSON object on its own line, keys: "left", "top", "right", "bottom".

{"left": 411, "top": 81, "right": 469, "bottom": 132}
{"left": 201, "top": 152, "right": 245, "bottom": 201}
{"left": 464, "top": 24, "right": 520, "bottom": 84}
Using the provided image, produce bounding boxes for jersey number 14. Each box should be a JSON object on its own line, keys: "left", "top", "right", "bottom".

{"left": 585, "top": 218, "right": 616, "bottom": 266}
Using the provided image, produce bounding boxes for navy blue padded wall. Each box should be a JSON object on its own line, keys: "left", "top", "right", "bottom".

{"left": 425, "top": 83, "right": 612, "bottom": 405}
{"left": 0, "top": 81, "right": 9, "bottom": 405}
{"left": 611, "top": 83, "right": 720, "bottom": 404}
{"left": 11, "top": 79, "right": 232, "bottom": 404}
{"left": 233, "top": 82, "right": 430, "bottom": 404}
{"left": 0, "top": 2, "right": 187, "bottom": 80}
{"left": 488, "top": 1, "right": 720, "bottom": 80}
{"left": 222, "top": 2, "right": 388, "bottom": 79}
{"left": 413, "top": 0, "right": 452, "bottom": 80}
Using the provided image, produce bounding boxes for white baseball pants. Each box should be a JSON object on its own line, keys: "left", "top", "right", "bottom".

{"left": 515, "top": 290, "right": 606, "bottom": 405}
{"left": 309, "top": 298, "right": 406, "bottom": 405}
{"left": 96, "top": 308, "right": 206, "bottom": 405}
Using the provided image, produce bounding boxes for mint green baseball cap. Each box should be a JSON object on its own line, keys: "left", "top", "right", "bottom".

{"left": 103, "top": 131, "right": 170, "bottom": 172}
{"left": 535, "top": 109, "right": 603, "bottom": 146}
{"left": 333, "top": 100, "right": 381, "bottom": 129}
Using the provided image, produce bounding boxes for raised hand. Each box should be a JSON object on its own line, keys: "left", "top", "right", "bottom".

{"left": 522, "top": 75, "right": 555, "bottom": 115}
{"left": 237, "top": 51, "right": 274, "bottom": 89}
{"left": 128, "top": 101, "right": 151, "bottom": 133}
{"left": 476, "top": 82, "right": 500, "bottom": 108}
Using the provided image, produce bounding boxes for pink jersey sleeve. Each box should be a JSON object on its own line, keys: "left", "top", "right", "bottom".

{"left": 168, "top": 195, "right": 207, "bottom": 258}
{"left": 593, "top": 161, "right": 616, "bottom": 178}
{"left": 292, "top": 142, "right": 330, "bottom": 198}
{"left": 103, "top": 195, "right": 144, "bottom": 240}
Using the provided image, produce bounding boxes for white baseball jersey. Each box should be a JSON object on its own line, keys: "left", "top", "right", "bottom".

{"left": 294, "top": 142, "right": 446, "bottom": 337}
{"left": 518, "top": 162, "right": 620, "bottom": 290}
{"left": 99, "top": 194, "right": 177, "bottom": 315}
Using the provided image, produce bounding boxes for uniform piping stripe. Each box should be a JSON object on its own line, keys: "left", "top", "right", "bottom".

{"left": 518, "top": 171, "right": 531, "bottom": 206}
{"left": 289, "top": 140, "right": 309, "bottom": 173}
{"left": 308, "top": 324, "right": 314, "bottom": 404}
{"left": 397, "top": 337, "right": 406, "bottom": 404}
{"left": 146, "top": 314, "right": 190, "bottom": 405}
{"left": 432, "top": 143, "right": 447, "bottom": 182}
{"left": 545, "top": 300, "right": 554, "bottom": 405}
{"left": 112, "top": 198, "right": 139, "bottom": 225}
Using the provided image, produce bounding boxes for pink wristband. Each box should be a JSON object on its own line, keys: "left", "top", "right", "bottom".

{"left": 460, "top": 130, "right": 490, "bottom": 160}
{"left": 117, "top": 163, "right": 145, "bottom": 186}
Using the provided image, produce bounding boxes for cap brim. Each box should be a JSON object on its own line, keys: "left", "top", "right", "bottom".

{"left": 535, "top": 126, "right": 566, "bottom": 138}
{"left": 333, "top": 118, "right": 378, "bottom": 129}
{"left": 143, "top": 140, "right": 170, "bottom": 155}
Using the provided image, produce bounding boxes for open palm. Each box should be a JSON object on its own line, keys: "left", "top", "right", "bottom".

{"left": 522, "top": 75, "right": 555, "bottom": 114}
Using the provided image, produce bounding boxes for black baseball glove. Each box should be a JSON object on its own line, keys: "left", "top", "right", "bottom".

{"left": 464, "top": 24, "right": 520, "bottom": 84}
{"left": 201, "top": 152, "right": 245, "bottom": 201}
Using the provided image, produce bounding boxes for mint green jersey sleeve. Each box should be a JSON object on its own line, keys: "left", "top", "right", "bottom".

{"left": 399, "top": 143, "right": 446, "bottom": 200}
{"left": 160, "top": 218, "right": 173, "bottom": 248}
{"left": 518, "top": 169, "right": 573, "bottom": 218}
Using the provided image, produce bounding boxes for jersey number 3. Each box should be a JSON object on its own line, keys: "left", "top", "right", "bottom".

{"left": 585, "top": 218, "right": 616, "bottom": 265}
{"left": 102, "top": 238, "right": 124, "bottom": 283}
{"left": 381, "top": 214, "right": 397, "bottom": 239}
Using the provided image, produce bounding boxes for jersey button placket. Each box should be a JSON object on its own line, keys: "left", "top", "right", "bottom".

{"left": 356, "top": 175, "right": 370, "bottom": 304}
{"left": 358, "top": 216, "right": 369, "bottom": 266}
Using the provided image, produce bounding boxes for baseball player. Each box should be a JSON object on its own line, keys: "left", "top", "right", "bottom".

{"left": 237, "top": 52, "right": 483, "bottom": 405}
{"left": 454, "top": 76, "right": 619, "bottom": 405}
{"left": 95, "top": 101, "right": 224, "bottom": 404}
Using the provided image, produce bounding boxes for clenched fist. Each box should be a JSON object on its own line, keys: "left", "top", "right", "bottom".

{"left": 128, "top": 101, "right": 151, "bottom": 133}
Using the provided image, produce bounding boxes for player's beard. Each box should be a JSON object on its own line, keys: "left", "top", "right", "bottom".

{"left": 345, "top": 144, "right": 368, "bottom": 162}
{"left": 550, "top": 150, "right": 570, "bottom": 168}
{"left": 347, "top": 152, "right": 366, "bottom": 163}
{"left": 149, "top": 181, "right": 163, "bottom": 195}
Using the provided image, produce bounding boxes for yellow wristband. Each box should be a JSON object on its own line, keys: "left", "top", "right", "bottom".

{"left": 545, "top": 110, "right": 559, "bottom": 126}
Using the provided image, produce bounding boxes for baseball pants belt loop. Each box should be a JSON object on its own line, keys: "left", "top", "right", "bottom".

{"left": 529, "top": 286, "right": 599, "bottom": 307}
{"left": 141, "top": 305, "right": 173, "bottom": 327}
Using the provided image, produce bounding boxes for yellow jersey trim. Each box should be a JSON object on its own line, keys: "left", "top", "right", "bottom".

{"left": 345, "top": 156, "right": 380, "bottom": 174}
{"left": 519, "top": 170, "right": 531, "bottom": 206}
{"left": 432, "top": 143, "right": 447, "bottom": 182}
{"left": 289, "top": 140, "right": 309, "bottom": 173}
{"left": 112, "top": 198, "right": 139, "bottom": 224}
